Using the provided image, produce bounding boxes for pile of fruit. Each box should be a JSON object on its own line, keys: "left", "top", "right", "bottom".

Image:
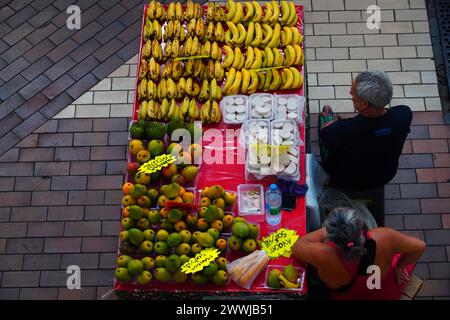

{"left": 266, "top": 265, "right": 302, "bottom": 289}
{"left": 228, "top": 218, "right": 260, "bottom": 254}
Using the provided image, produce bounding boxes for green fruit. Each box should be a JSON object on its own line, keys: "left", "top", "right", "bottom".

{"left": 204, "top": 205, "right": 219, "bottom": 222}
{"left": 145, "top": 121, "right": 167, "bottom": 140}
{"left": 233, "top": 217, "right": 246, "bottom": 224}
{"left": 179, "top": 230, "right": 192, "bottom": 243}
{"left": 233, "top": 222, "right": 250, "bottom": 238}
{"left": 191, "top": 243, "right": 203, "bottom": 255}
{"left": 130, "top": 123, "right": 144, "bottom": 139}
{"left": 154, "top": 267, "right": 171, "bottom": 282}
{"left": 242, "top": 238, "right": 257, "bottom": 254}
{"left": 197, "top": 232, "right": 214, "bottom": 248}
{"left": 117, "top": 255, "right": 132, "bottom": 268}
{"left": 156, "top": 229, "right": 170, "bottom": 241}
{"left": 181, "top": 165, "right": 198, "bottom": 183}
{"left": 143, "top": 229, "right": 155, "bottom": 242}
{"left": 130, "top": 185, "right": 147, "bottom": 200}
{"left": 136, "top": 218, "right": 150, "bottom": 230}
{"left": 121, "top": 217, "right": 135, "bottom": 230}
{"left": 215, "top": 257, "right": 227, "bottom": 270}
{"left": 139, "top": 240, "right": 154, "bottom": 254}
{"left": 168, "top": 208, "right": 183, "bottom": 223}
{"left": 164, "top": 183, "right": 181, "bottom": 199}
{"left": 192, "top": 231, "right": 202, "bottom": 243}
{"left": 217, "top": 208, "right": 225, "bottom": 220}
{"left": 175, "top": 243, "right": 191, "bottom": 256}
{"left": 207, "top": 228, "right": 219, "bottom": 241}
{"left": 167, "top": 232, "right": 182, "bottom": 248}
{"left": 141, "top": 257, "right": 155, "bottom": 270}
{"left": 154, "top": 241, "right": 170, "bottom": 255}
{"left": 191, "top": 273, "right": 209, "bottom": 285}
{"left": 127, "top": 259, "right": 144, "bottom": 275}
{"left": 129, "top": 205, "right": 144, "bottom": 220}
{"left": 212, "top": 270, "right": 228, "bottom": 285}
{"left": 228, "top": 235, "right": 242, "bottom": 251}
{"left": 160, "top": 219, "right": 175, "bottom": 232}
{"left": 172, "top": 268, "right": 188, "bottom": 283}
{"left": 202, "top": 262, "right": 218, "bottom": 276}
{"left": 115, "top": 268, "right": 132, "bottom": 283}
{"left": 164, "top": 254, "right": 181, "bottom": 273}
{"left": 128, "top": 228, "right": 144, "bottom": 246}
{"left": 179, "top": 255, "right": 190, "bottom": 266}
{"left": 267, "top": 269, "right": 283, "bottom": 289}
{"left": 155, "top": 255, "right": 167, "bottom": 268}
{"left": 168, "top": 116, "right": 185, "bottom": 137}
{"left": 147, "top": 188, "right": 159, "bottom": 202}
{"left": 147, "top": 210, "right": 161, "bottom": 225}
{"left": 283, "top": 265, "right": 299, "bottom": 283}
{"left": 137, "top": 270, "right": 152, "bottom": 285}
{"left": 150, "top": 170, "right": 161, "bottom": 182}
{"left": 248, "top": 223, "right": 260, "bottom": 239}
{"left": 148, "top": 140, "right": 165, "bottom": 158}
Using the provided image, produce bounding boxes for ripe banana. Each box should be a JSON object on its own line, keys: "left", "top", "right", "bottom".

{"left": 290, "top": 67, "right": 304, "bottom": 89}
{"left": 291, "top": 27, "right": 303, "bottom": 46}
{"left": 186, "top": 0, "right": 194, "bottom": 20}
{"left": 228, "top": 70, "right": 242, "bottom": 95}
{"left": 148, "top": 100, "right": 158, "bottom": 120}
{"left": 188, "top": 98, "right": 198, "bottom": 121}
{"left": 231, "top": 2, "right": 244, "bottom": 25}
{"left": 138, "top": 78, "right": 147, "bottom": 100}
{"left": 245, "top": 21, "right": 255, "bottom": 47}
{"left": 244, "top": 46, "right": 255, "bottom": 69}
{"left": 158, "top": 78, "right": 167, "bottom": 100}
{"left": 195, "top": 18, "right": 205, "bottom": 40}
{"left": 262, "top": 1, "right": 273, "bottom": 24}
{"left": 252, "top": 1, "right": 263, "bottom": 22}
{"left": 270, "top": 0, "right": 280, "bottom": 25}
{"left": 281, "top": 26, "right": 293, "bottom": 46}
{"left": 263, "top": 68, "right": 273, "bottom": 91}
{"left": 144, "top": 18, "right": 153, "bottom": 41}
{"left": 234, "top": 23, "right": 247, "bottom": 46}
{"left": 246, "top": 70, "right": 259, "bottom": 94}
{"left": 206, "top": 2, "right": 215, "bottom": 22}
{"left": 175, "top": 2, "right": 183, "bottom": 21}
{"left": 206, "top": 22, "right": 215, "bottom": 41}
{"left": 138, "top": 100, "right": 148, "bottom": 120}
{"left": 273, "top": 48, "right": 284, "bottom": 67}
{"left": 199, "top": 79, "right": 210, "bottom": 102}
{"left": 201, "top": 41, "right": 211, "bottom": 57}
{"left": 267, "top": 23, "right": 281, "bottom": 48}
{"left": 146, "top": 80, "right": 156, "bottom": 100}
{"left": 214, "top": 60, "right": 224, "bottom": 82}
{"left": 167, "top": 3, "right": 176, "bottom": 20}
{"left": 166, "top": 78, "right": 177, "bottom": 100}
{"left": 269, "top": 69, "right": 282, "bottom": 90}
{"left": 286, "top": 1, "right": 297, "bottom": 26}
{"left": 187, "top": 18, "right": 196, "bottom": 37}
{"left": 180, "top": 96, "right": 190, "bottom": 120}
{"left": 226, "top": 22, "right": 239, "bottom": 45}
{"left": 280, "top": 1, "right": 291, "bottom": 25}
{"left": 147, "top": 1, "right": 156, "bottom": 20}
{"left": 260, "top": 24, "right": 274, "bottom": 47}
{"left": 149, "top": 57, "right": 160, "bottom": 81}
{"left": 215, "top": 22, "right": 225, "bottom": 43}
{"left": 223, "top": 46, "right": 234, "bottom": 69}
{"left": 231, "top": 47, "right": 244, "bottom": 70}
{"left": 281, "top": 68, "right": 294, "bottom": 90}
{"left": 284, "top": 45, "right": 296, "bottom": 66}
{"left": 152, "top": 39, "right": 163, "bottom": 62}
{"left": 184, "top": 59, "right": 194, "bottom": 77}
{"left": 193, "top": 59, "right": 203, "bottom": 79}
{"left": 194, "top": 2, "right": 202, "bottom": 19}
{"left": 243, "top": 2, "right": 255, "bottom": 24}
{"left": 200, "top": 100, "right": 211, "bottom": 124}
{"left": 139, "top": 59, "right": 148, "bottom": 80}
{"left": 191, "top": 36, "right": 200, "bottom": 56}
{"left": 226, "top": 0, "right": 237, "bottom": 21}
{"left": 293, "top": 44, "right": 303, "bottom": 66}
{"left": 279, "top": 274, "right": 300, "bottom": 289}
{"left": 250, "top": 22, "right": 263, "bottom": 47}
{"left": 167, "top": 98, "right": 178, "bottom": 120}
{"left": 241, "top": 68, "right": 251, "bottom": 93}
{"left": 210, "top": 101, "right": 221, "bottom": 124}
{"left": 250, "top": 47, "right": 263, "bottom": 69}
{"left": 152, "top": 20, "right": 162, "bottom": 42}
{"left": 211, "top": 42, "right": 222, "bottom": 61}
{"left": 257, "top": 71, "right": 265, "bottom": 90}
{"left": 223, "top": 68, "right": 236, "bottom": 93}
{"left": 264, "top": 47, "right": 275, "bottom": 67}
{"left": 142, "top": 40, "right": 151, "bottom": 59}
{"left": 159, "top": 98, "right": 170, "bottom": 120}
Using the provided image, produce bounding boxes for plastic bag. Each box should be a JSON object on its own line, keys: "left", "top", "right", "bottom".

{"left": 226, "top": 250, "right": 269, "bottom": 290}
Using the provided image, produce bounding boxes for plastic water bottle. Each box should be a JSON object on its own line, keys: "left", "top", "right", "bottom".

{"left": 265, "top": 184, "right": 282, "bottom": 226}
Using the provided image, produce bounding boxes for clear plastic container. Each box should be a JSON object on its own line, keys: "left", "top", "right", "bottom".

{"left": 263, "top": 265, "right": 305, "bottom": 291}
{"left": 240, "top": 119, "right": 270, "bottom": 148}
{"left": 270, "top": 145, "right": 301, "bottom": 182}
{"left": 273, "top": 94, "right": 304, "bottom": 124}
{"left": 245, "top": 144, "right": 274, "bottom": 181}
{"left": 237, "top": 184, "right": 265, "bottom": 220}
{"left": 196, "top": 189, "right": 237, "bottom": 214}
{"left": 249, "top": 93, "right": 275, "bottom": 120}
{"left": 265, "top": 184, "right": 282, "bottom": 226}
{"left": 270, "top": 119, "right": 301, "bottom": 147}
{"left": 220, "top": 95, "right": 249, "bottom": 125}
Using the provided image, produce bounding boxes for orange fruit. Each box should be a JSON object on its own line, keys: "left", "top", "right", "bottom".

{"left": 122, "top": 182, "right": 134, "bottom": 195}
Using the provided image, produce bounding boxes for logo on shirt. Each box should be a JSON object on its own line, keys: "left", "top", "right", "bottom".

{"left": 375, "top": 127, "right": 391, "bottom": 137}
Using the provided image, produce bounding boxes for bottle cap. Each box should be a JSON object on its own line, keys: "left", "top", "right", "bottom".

{"left": 270, "top": 184, "right": 277, "bottom": 190}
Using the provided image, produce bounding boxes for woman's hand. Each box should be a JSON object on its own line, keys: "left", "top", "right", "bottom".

{"left": 394, "top": 266, "right": 410, "bottom": 285}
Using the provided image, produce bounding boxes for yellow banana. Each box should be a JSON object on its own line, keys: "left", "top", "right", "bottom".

{"left": 270, "top": 0, "right": 280, "bottom": 24}
{"left": 193, "top": 59, "right": 203, "bottom": 79}
{"left": 214, "top": 61, "right": 224, "bottom": 81}
{"left": 215, "top": 22, "right": 225, "bottom": 43}
{"left": 207, "top": 59, "right": 215, "bottom": 80}
{"left": 228, "top": 70, "right": 242, "bottom": 95}
{"left": 280, "top": 1, "right": 290, "bottom": 25}
{"left": 252, "top": 1, "right": 263, "bottom": 22}
{"left": 264, "top": 47, "right": 274, "bottom": 67}
{"left": 138, "top": 79, "right": 147, "bottom": 100}
{"left": 186, "top": 0, "right": 194, "bottom": 20}
{"left": 146, "top": 80, "right": 155, "bottom": 100}
{"left": 226, "top": 21, "right": 239, "bottom": 45}
{"left": 144, "top": 19, "right": 152, "bottom": 41}
{"left": 215, "top": 6, "right": 225, "bottom": 23}
{"left": 142, "top": 40, "right": 151, "bottom": 58}
{"left": 199, "top": 79, "right": 210, "bottom": 102}
{"left": 226, "top": 0, "right": 237, "bottom": 21}
{"left": 168, "top": 3, "right": 176, "bottom": 20}
{"left": 244, "top": 46, "right": 255, "bottom": 69}
{"left": 291, "top": 27, "right": 303, "bottom": 46}
{"left": 223, "top": 68, "right": 236, "bottom": 93}
{"left": 176, "top": 3, "right": 183, "bottom": 21}
{"left": 261, "top": 50, "right": 267, "bottom": 67}
{"left": 284, "top": 45, "right": 296, "bottom": 66}
{"left": 273, "top": 48, "right": 284, "bottom": 66}
{"left": 211, "top": 41, "right": 222, "bottom": 61}
{"left": 166, "top": 78, "right": 177, "bottom": 99}
{"left": 281, "top": 68, "right": 294, "bottom": 89}
{"left": 188, "top": 98, "right": 197, "bottom": 121}
{"left": 260, "top": 24, "right": 273, "bottom": 47}
{"left": 223, "top": 46, "right": 235, "bottom": 69}
{"left": 231, "top": 47, "right": 243, "bottom": 69}
{"left": 191, "top": 36, "right": 200, "bottom": 56}
{"left": 206, "top": 22, "right": 215, "bottom": 41}
{"left": 210, "top": 101, "right": 221, "bottom": 124}
{"left": 267, "top": 23, "right": 281, "bottom": 48}
{"left": 225, "top": 29, "right": 233, "bottom": 46}
{"left": 250, "top": 47, "right": 262, "bottom": 69}
{"left": 152, "top": 20, "right": 162, "bottom": 42}
{"left": 138, "top": 59, "right": 148, "bottom": 80}
{"left": 177, "top": 77, "right": 186, "bottom": 99}
{"left": 187, "top": 18, "right": 196, "bottom": 37}
{"left": 245, "top": 21, "right": 255, "bottom": 47}
{"left": 262, "top": 1, "right": 273, "bottom": 24}
{"left": 201, "top": 40, "right": 211, "bottom": 57}
{"left": 290, "top": 67, "right": 304, "bottom": 89}
{"left": 279, "top": 274, "right": 300, "bottom": 289}
{"left": 210, "top": 78, "right": 217, "bottom": 100}
{"left": 293, "top": 44, "right": 303, "bottom": 66}
{"left": 231, "top": 2, "right": 244, "bottom": 24}
{"left": 152, "top": 39, "right": 163, "bottom": 62}
{"left": 167, "top": 98, "right": 177, "bottom": 120}
{"left": 246, "top": 70, "right": 259, "bottom": 94}
{"left": 243, "top": 2, "right": 255, "bottom": 24}
{"left": 158, "top": 78, "right": 167, "bottom": 100}
{"left": 206, "top": 2, "right": 215, "bottom": 22}
{"left": 149, "top": 57, "right": 160, "bottom": 81}
{"left": 138, "top": 100, "right": 148, "bottom": 120}
{"left": 234, "top": 23, "right": 247, "bottom": 46}
{"left": 257, "top": 71, "right": 265, "bottom": 90}
{"left": 180, "top": 96, "right": 190, "bottom": 120}
{"left": 195, "top": 18, "right": 205, "bottom": 39}
{"left": 281, "top": 26, "right": 293, "bottom": 46}
{"left": 269, "top": 69, "right": 282, "bottom": 90}
{"left": 241, "top": 68, "right": 251, "bottom": 93}
{"left": 201, "top": 100, "right": 211, "bottom": 124}
{"left": 263, "top": 68, "right": 273, "bottom": 91}
{"left": 194, "top": 2, "right": 202, "bottom": 19}
{"left": 286, "top": 1, "right": 297, "bottom": 26}
{"left": 250, "top": 22, "right": 263, "bottom": 47}
{"left": 147, "top": 1, "right": 156, "bottom": 20}
{"left": 160, "top": 98, "right": 170, "bottom": 120}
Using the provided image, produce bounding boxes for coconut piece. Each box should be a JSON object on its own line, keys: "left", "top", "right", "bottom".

{"left": 287, "top": 112, "right": 298, "bottom": 120}
{"left": 277, "top": 105, "right": 287, "bottom": 113}
{"left": 287, "top": 97, "right": 297, "bottom": 110}
{"left": 288, "top": 147, "right": 298, "bottom": 156}
{"left": 235, "top": 97, "right": 244, "bottom": 105}
{"left": 278, "top": 97, "right": 288, "bottom": 105}
{"left": 280, "top": 128, "right": 291, "bottom": 139}
{"left": 284, "top": 162, "right": 297, "bottom": 175}
{"left": 273, "top": 121, "right": 283, "bottom": 129}
{"left": 236, "top": 114, "right": 246, "bottom": 122}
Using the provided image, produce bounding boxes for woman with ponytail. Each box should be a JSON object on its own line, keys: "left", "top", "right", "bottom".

{"left": 292, "top": 207, "right": 426, "bottom": 300}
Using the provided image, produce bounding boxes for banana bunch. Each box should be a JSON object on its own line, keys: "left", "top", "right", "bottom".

{"left": 148, "top": 57, "right": 161, "bottom": 82}
{"left": 185, "top": 0, "right": 203, "bottom": 20}
{"left": 163, "top": 39, "right": 183, "bottom": 60}
{"left": 161, "top": 60, "right": 184, "bottom": 81}
{"left": 283, "top": 45, "right": 304, "bottom": 67}
{"left": 223, "top": 46, "right": 246, "bottom": 70}
{"left": 262, "top": 0, "right": 281, "bottom": 26}
{"left": 147, "top": 1, "right": 166, "bottom": 22}
{"left": 142, "top": 39, "right": 163, "bottom": 62}
{"left": 158, "top": 98, "right": 180, "bottom": 122}
{"left": 164, "top": 20, "right": 186, "bottom": 42}
{"left": 143, "top": 18, "right": 162, "bottom": 42}
{"left": 186, "top": 18, "right": 205, "bottom": 40}
{"left": 226, "top": 21, "right": 282, "bottom": 49}
{"left": 205, "top": 59, "right": 225, "bottom": 82}
{"left": 255, "top": 67, "right": 303, "bottom": 92}
{"left": 206, "top": 2, "right": 225, "bottom": 22}
{"left": 183, "top": 36, "right": 201, "bottom": 57}
{"left": 226, "top": 1, "right": 264, "bottom": 25}
{"left": 138, "top": 59, "right": 148, "bottom": 80}
{"left": 179, "top": 96, "right": 200, "bottom": 122}
{"left": 200, "top": 100, "right": 221, "bottom": 125}
{"left": 223, "top": 68, "right": 259, "bottom": 95}
{"left": 185, "top": 77, "right": 201, "bottom": 97}
{"left": 281, "top": 26, "right": 303, "bottom": 46}
{"left": 198, "top": 78, "right": 223, "bottom": 102}
{"left": 138, "top": 78, "right": 147, "bottom": 100}
{"left": 138, "top": 100, "right": 160, "bottom": 121}
{"left": 167, "top": 3, "right": 184, "bottom": 21}
{"left": 279, "top": 1, "right": 298, "bottom": 26}
{"left": 261, "top": 47, "right": 284, "bottom": 68}
{"left": 184, "top": 59, "right": 206, "bottom": 80}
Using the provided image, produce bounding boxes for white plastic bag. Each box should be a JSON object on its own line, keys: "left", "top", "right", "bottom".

{"left": 226, "top": 250, "right": 269, "bottom": 290}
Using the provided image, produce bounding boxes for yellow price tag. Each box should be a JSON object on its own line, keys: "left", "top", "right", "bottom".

{"left": 137, "top": 154, "right": 176, "bottom": 174}
{"left": 259, "top": 228, "right": 299, "bottom": 259}
{"left": 181, "top": 248, "right": 220, "bottom": 274}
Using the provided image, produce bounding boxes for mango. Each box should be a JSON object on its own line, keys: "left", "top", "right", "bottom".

{"left": 212, "top": 198, "right": 225, "bottom": 210}
{"left": 215, "top": 238, "right": 227, "bottom": 252}
{"left": 134, "top": 172, "right": 151, "bottom": 185}
{"left": 210, "top": 220, "right": 223, "bottom": 232}
{"left": 207, "top": 228, "right": 219, "bottom": 241}
{"left": 233, "top": 222, "right": 250, "bottom": 238}
{"left": 121, "top": 195, "right": 136, "bottom": 207}
{"left": 121, "top": 217, "right": 134, "bottom": 230}
{"left": 147, "top": 210, "right": 160, "bottom": 225}
{"left": 182, "top": 192, "right": 194, "bottom": 204}
{"left": 127, "top": 259, "right": 144, "bottom": 275}
{"left": 181, "top": 165, "right": 198, "bottom": 183}
{"left": 148, "top": 139, "right": 165, "bottom": 158}
{"left": 164, "top": 254, "right": 181, "bottom": 273}
{"left": 242, "top": 238, "right": 257, "bottom": 254}
{"left": 137, "top": 195, "right": 151, "bottom": 208}
{"left": 154, "top": 267, "right": 171, "bottom": 282}
{"left": 200, "top": 197, "right": 211, "bottom": 207}
{"left": 191, "top": 243, "right": 203, "bottom": 255}
{"left": 160, "top": 219, "right": 175, "bottom": 232}
{"left": 267, "top": 269, "right": 283, "bottom": 289}
{"left": 196, "top": 218, "right": 209, "bottom": 231}
{"left": 129, "top": 205, "right": 144, "bottom": 220}
{"left": 175, "top": 243, "right": 191, "bottom": 256}
{"left": 174, "top": 220, "right": 187, "bottom": 232}
{"left": 136, "top": 149, "right": 151, "bottom": 164}
{"left": 143, "top": 229, "right": 155, "bottom": 242}
{"left": 228, "top": 235, "right": 242, "bottom": 251}
{"left": 172, "top": 268, "right": 188, "bottom": 283}
{"left": 200, "top": 187, "right": 209, "bottom": 198}
{"left": 137, "top": 270, "right": 152, "bottom": 285}
{"left": 146, "top": 188, "right": 159, "bottom": 202}
{"left": 141, "top": 257, "right": 155, "bottom": 270}
{"left": 197, "top": 232, "right": 214, "bottom": 248}
{"left": 155, "top": 255, "right": 167, "bottom": 268}
{"left": 168, "top": 208, "right": 183, "bottom": 223}
{"left": 198, "top": 206, "right": 208, "bottom": 218}
{"left": 180, "top": 229, "right": 192, "bottom": 244}
{"left": 122, "top": 182, "right": 133, "bottom": 195}
{"left": 215, "top": 257, "right": 227, "bottom": 270}
{"left": 204, "top": 205, "right": 219, "bottom": 222}
{"left": 117, "top": 255, "right": 132, "bottom": 268}
{"left": 202, "top": 261, "right": 218, "bottom": 276}
{"left": 154, "top": 241, "right": 170, "bottom": 255}
{"left": 136, "top": 218, "right": 150, "bottom": 230}
{"left": 283, "top": 265, "right": 299, "bottom": 283}
{"left": 248, "top": 223, "right": 260, "bottom": 239}
{"left": 207, "top": 185, "right": 225, "bottom": 200}
{"left": 119, "top": 230, "right": 129, "bottom": 241}
{"left": 115, "top": 268, "right": 132, "bottom": 283}
{"left": 186, "top": 213, "right": 198, "bottom": 228}
{"left": 171, "top": 174, "right": 186, "bottom": 186}
{"left": 167, "top": 232, "right": 182, "bottom": 248}
{"left": 192, "top": 231, "right": 202, "bottom": 243}
{"left": 191, "top": 273, "right": 209, "bottom": 285}
{"left": 129, "top": 139, "right": 145, "bottom": 156}
{"left": 162, "top": 163, "right": 177, "bottom": 179}
{"left": 157, "top": 195, "right": 169, "bottom": 207}
{"left": 130, "top": 184, "right": 147, "bottom": 199}
{"left": 129, "top": 228, "right": 144, "bottom": 246}
{"left": 212, "top": 270, "right": 228, "bottom": 285}
{"left": 224, "top": 192, "right": 236, "bottom": 207}
{"left": 139, "top": 240, "right": 153, "bottom": 255}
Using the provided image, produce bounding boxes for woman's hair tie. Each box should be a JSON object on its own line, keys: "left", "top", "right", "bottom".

{"left": 346, "top": 242, "right": 354, "bottom": 248}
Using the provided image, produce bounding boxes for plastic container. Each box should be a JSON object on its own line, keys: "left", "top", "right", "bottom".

{"left": 237, "top": 184, "right": 265, "bottom": 222}
{"left": 270, "top": 119, "right": 301, "bottom": 147}
{"left": 240, "top": 119, "right": 270, "bottom": 148}
{"left": 249, "top": 93, "right": 275, "bottom": 120}
{"left": 265, "top": 184, "right": 282, "bottom": 226}
{"left": 196, "top": 189, "right": 237, "bottom": 214}
{"left": 270, "top": 145, "right": 301, "bottom": 181}
{"left": 273, "top": 94, "right": 304, "bottom": 124}
{"left": 220, "top": 95, "right": 249, "bottom": 125}
{"left": 263, "top": 265, "right": 305, "bottom": 291}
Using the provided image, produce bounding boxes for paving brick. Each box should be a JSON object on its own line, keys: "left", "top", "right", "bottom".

{"left": 28, "top": 5, "right": 59, "bottom": 28}
{"left": 93, "top": 91, "right": 128, "bottom": 104}
{"left": 399, "top": 154, "right": 433, "bottom": 169}
{"left": 34, "top": 119, "right": 58, "bottom": 133}
{"left": 429, "top": 126, "right": 450, "bottom": 139}
{"left": 3, "top": 22, "right": 34, "bottom": 46}
{"left": 44, "top": 237, "right": 81, "bottom": 253}
{"left": 0, "top": 255, "right": 23, "bottom": 271}
{"left": 304, "top": 35, "right": 330, "bottom": 48}
{"left": 34, "top": 161, "right": 70, "bottom": 176}
{"left": 92, "top": 54, "right": 124, "bottom": 79}
{"left": 95, "top": 21, "right": 126, "bottom": 46}
{"left": 110, "top": 104, "right": 133, "bottom": 117}
{"left": 70, "top": 21, "right": 103, "bottom": 45}
{"left": 73, "top": 132, "right": 109, "bottom": 147}
{"left": 84, "top": 205, "right": 121, "bottom": 221}
{"left": 28, "top": 222, "right": 65, "bottom": 237}
{"left": 413, "top": 262, "right": 429, "bottom": 280}
{"left": 1, "top": 57, "right": 30, "bottom": 82}
{"left": 2, "top": 271, "right": 40, "bottom": 288}
{"left": 22, "top": 38, "right": 53, "bottom": 63}
{"left": 73, "top": 92, "right": 94, "bottom": 105}
{"left": 39, "top": 270, "right": 68, "bottom": 287}
{"left": 26, "top": 23, "right": 58, "bottom": 46}
{"left": 10, "top": 207, "right": 47, "bottom": 222}
{"left": 64, "top": 221, "right": 102, "bottom": 237}
{"left": 6, "top": 238, "right": 44, "bottom": 254}
{"left": 99, "top": 253, "right": 117, "bottom": 269}
{"left": 23, "top": 254, "right": 61, "bottom": 270}
{"left": 53, "top": 105, "right": 75, "bottom": 119}
{"left": 38, "top": 133, "right": 73, "bottom": 147}
{"left": 75, "top": 105, "right": 110, "bottom": 118}
{"left": 0, "top": 94, "right": 25, "bottom": 121}
{"left": 387, "top": 71, "right": 421, "bottom": 85}
{"left": 104, "top": 190, "right": 122, "bottom": 205}
{"left": 31, "top": 191, "right": 67, "bottom": 206}
{"left": 380, "top": 22, "right": 413, "bottom": 33}
{"left": 385, "top": 199, "right": 421, "bottom": 214}
{"left": 0, "top": 113, "right": 22, "bottom": 139}
{"left": 42, "top": 74, "right": 76, "bottom": 100}
{"left": 0, "top": 239, "right": 5, "bottom": 254}
{"left": 20, "top": 288, "right": 58, "bottom": 300}
{"left": 421, "top": 199, "right": 450, "bottom": 214}
{"left": 384, "top": 184, "right": 401, "bottom": 199}
{"left": 347, "top": 23, "right": 381, "bottom": 34}
{"left": 15, "top": 176, "right": 51, "bottom": 192}
{"left": 418, "top": 280, "right": 450, "bottom": 297}
{"left": 412, "top": 140, "right": 448, "bottom": 153}
{"left": 61, "top": 253, "right": 99, "bottom": 269}
{"left": 0, "top": 162, "right": 35, "bottom": 177}
{"left": 69, "top": 39, "right": 102, "bottom": 65}
{"left": 102, "top": 221, "right": 120, "bottom": 237}
{"left": 385, "top": 214, "right": 404, "bottom": 230}
{"left": 18, "top": 148, "right": 54, "bottom": 162}
{"left": 13, "top": 112, "right": 48, "bottom": 140}
{"left": 58, "top": 287, "right": 98, "bottom": 300}
{"left": 407, "top": 125, "right": 430, "bottom": 139}
{"left": 401, "top": 58, "right": 437, "bottom": 72}
{"left": 68, "top": 191, "right": 104, "bottom": 205}
{"left": 0, "top": 177, "right": 14, "bottom": 192}
{"left": 51, "top": 176, "right": 87, "bottom": 191}
{"left": 108, "top": 132, "right": 129, "bottom": 146}
{"left": 90, "top": 146, "right": 126, "bottom": 160}
{"left": 0, "top": 207, "right": 11, "bottom": 222}
{"left": 43, "top": 56, "right": 77, "bottom": 82}
{"left": 0, "top": 223, "right": 27, "bottom": 238}
{"left": 21, "top": 57, "right": 53, "bottom": 83}
{"left": 55, "top": 147, "right": 90, "bottom": 161}
{"left": 0, "top": 289, "right": 19, "bottom": 300}
{"left": 429, "top": 262, "right": 450, "bottom": 279}
{"left": 66, "top": 73, "right": 100, "bottom": 101}
{"left": 87, "top": 175, "right": 123, "bottom": 190}
{"left": 417, "top": 168, "right": 450, "bottom": 183}
{"left": 318, "top": 73, "right": 352, "bottom": 86}
{"left": 437, "top": 184, "right": 450, "bottom": 198}
{"left": 421, "top": 71, "right": 438, "bottom": 84}
{"left": 329, "top": 10, "right": 361, "bottom": 22}
{"left": 412, "top": 112, "right": 444, "bottom": 125}
{"left": 404, "top": 214, "right": 442, "bottom": 230}
{"left": 0, "top": 6, "right": 15, "bottom": 21}
{"left": 312, "top": 0, "right": 344, "bottom": 11}
{"left": 17, "top": 74, "right": 51, "bottom": 101}
{"left": 47, "top": 206, "right": 84, "bottom": 221}
{"left": 308, "top": 87, "right": 335, "bottom": 100}
{"left": 304, "top": 11, "right": 329, "bottom": 23}
{"left": 81, "top": 269, "right": 115, "bottom": 287}
{"left": 82, "top": 237, "right": 117, "bottom": 252}
{"left": 0, "top": 192, "right": 31, "bottom": 206}
{"left": 56, "top": 119, "right": 91, "bottom": 133}
{"left": 46, "top": 38, "right": 78, "bottom": 63}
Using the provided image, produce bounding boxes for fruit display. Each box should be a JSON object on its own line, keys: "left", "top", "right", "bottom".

{"left": 228, "top": 217, "right": 260, "bottom": 254}
{"left": 249, "top": 93, "right": 274, "bottom": 119}
{"left": 274, "top": 94, "right": 302, "bottom": 121}
{"left": 266, "top": 265, "right": 303, "bottom": 289}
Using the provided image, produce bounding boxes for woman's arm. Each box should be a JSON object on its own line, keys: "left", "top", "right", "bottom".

{"left": 291, "top": 228, "right": 329, "bottom": 266}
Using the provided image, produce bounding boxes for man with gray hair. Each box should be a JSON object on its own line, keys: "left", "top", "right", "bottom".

{"left": 319, "top": 70, "right": 412, "bottom": 225}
